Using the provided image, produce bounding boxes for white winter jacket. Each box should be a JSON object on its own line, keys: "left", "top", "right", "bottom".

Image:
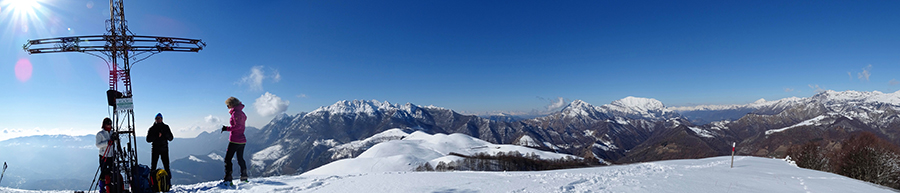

{"left": 96, "top": 130, "right": 116, "bottom": 157}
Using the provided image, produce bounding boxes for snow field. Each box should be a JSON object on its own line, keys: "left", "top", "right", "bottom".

{"left": 2, "top": 156, "right": 893, "bottom": 193}
{"left": 295, "top": 156, "right": 892, "bottom": 193}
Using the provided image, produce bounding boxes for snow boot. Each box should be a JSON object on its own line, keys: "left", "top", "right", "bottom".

{"left": 219, "top": 180, "right": 235, "bottom": 188}
{"left": 240, "top": 176, "right": 248, "bottom": 182}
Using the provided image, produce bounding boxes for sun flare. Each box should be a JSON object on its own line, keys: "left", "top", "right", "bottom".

{"left": 1, "top": 0, "right": 51, "bottom": 35}
{"left": 4, "top": 0, "right": 40, "bottom": 13}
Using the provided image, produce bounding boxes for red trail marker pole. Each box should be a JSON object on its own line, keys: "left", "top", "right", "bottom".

{"left": 731, "top": 142, "right": 736, "bottom": 168}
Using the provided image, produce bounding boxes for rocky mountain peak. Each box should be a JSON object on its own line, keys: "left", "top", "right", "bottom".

{"left": 559, "top": 100, "right": 599, "bottom": 118}
{"left": 311, "top": 99, "right": 400, "bottom": 115}
{"left": 563, "top": 100, "right": 594, "bottom": 110}
{"left": 599, "top": 96, "right": 675, "bottom": 121}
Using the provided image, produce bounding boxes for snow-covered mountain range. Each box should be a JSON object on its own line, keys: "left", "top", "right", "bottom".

{"left": 5, "top": 89, "right": 900, "bottom": 191}
{"left": 670, "top": 90, "right": 900, "bottom": 124}
{"left": 122, "top": 89, "right": 900, "bottom": 184}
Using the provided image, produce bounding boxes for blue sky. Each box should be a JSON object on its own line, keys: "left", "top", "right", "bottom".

{"left": 2, "top": 0, "right": 900, "bottom": 139}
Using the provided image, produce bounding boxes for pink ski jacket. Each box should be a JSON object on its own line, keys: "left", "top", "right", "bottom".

{"left": 225, "top": 104, "right": 247, "bottom": 144}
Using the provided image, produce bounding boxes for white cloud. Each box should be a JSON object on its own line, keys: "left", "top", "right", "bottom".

{"left": 272, "top": 69, "right": 281, "bottom": 82}
{"left": 784, "top": 88, "right": 794, "bottom": 92}
{"left": 254, "top": 92, "right": 290, "bottom": 117}
{"left": 546, "top": 97, "right": 566, "bottom": 111}
{"left": 180, "top": 126, "right": 204, "bottom": 132}
{"left": 847, "top": 72, "right": 852, "bottom": 80}
{"left": 175, "top": 115, "right": 230, "bottom": 137}
{"left": 297, "top": 94, "right": 308, "bottom": 98}
{"left": 890, "top": 79, "right": 900, "bottom": 86}
{"left": 857, "top": 64, "right": 872, "bottom": 81}
{"left": 808, "top": 84, "right": 826, "bottom": 93}
{"left": 204, "top": 115, "right": 221, "bottom": 124}
{"left": 239, "top": 66, "right": 281, "bottom": 91}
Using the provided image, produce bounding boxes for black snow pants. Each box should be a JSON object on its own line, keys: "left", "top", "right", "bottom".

{"left": 150, "top": 147, "right": 171, "bottom": 177}
{"left": 224, "top": 142, "right": 247, "bottom": 181}
{"left": 99, "top": 155, "right": 115, "bottom": 179}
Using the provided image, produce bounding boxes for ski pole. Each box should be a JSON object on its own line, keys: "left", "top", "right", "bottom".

{"left": 89, "top": 136, "right": 114, "bottom": 192}
{"left": 1, "top": 162, "right": 7, "bottom": 185}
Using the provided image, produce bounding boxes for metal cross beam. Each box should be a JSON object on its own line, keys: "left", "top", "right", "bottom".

{"left": 22, "top": 0, "right": 204, "bottom": 192}
{"left": 24, "top": 35, "right": 204, "bottom": 53}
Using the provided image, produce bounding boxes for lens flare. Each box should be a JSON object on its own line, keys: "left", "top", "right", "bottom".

{"left": 1, "top": 0, "right": 49, "bottom": 37}
{"left": 8, "top": 0, "right": 40, "bottom": 12}
{"left": 15, "top": 58, "right": 33, "bottom": 82}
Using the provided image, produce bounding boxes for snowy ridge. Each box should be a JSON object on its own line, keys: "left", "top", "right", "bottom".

{"left": 301, "top": 131, "right": 581, "bottom": 176}
{"left": 668, "top": 96, "right": 804, "bottom": 111}
{"left": 7, "top": 156, "right": 893, "bottom": 192}
{"left": 207, "top": 152, "right": 224, "bottom": 161}
{"left": 514, "top": 135, "right": 540, "bottom": 147}
{"left": 309, "top": 99, "right": 396, "bottom": 115}
{"left": 765, "top": 115, "right": 831, "bottom": 135}
{"left": 558, "top": 97, "right": 678, "bottom": 121}
{"left": 671, "top": 90, "right": 900, "bottom": 112}
{"left": 251, "top": 144, "right": 286, "bottom": 170}
{"left": 812, "top": 90, "right": 900, "bottom": 105}
{"left": 670, "top": 90, "right": 900, "bottom": 126}
{"left": 599, "top": 96, "right": 674, "bottom": 120}
{"left": 606, "top": 96, "right": 668, "bottom": 114}
{"left": 559, "top": 99, "right": 597, "bottom": 118}
{"left": 688, "top": 127, "right": 715, "bottom": 138}
{"left": 806, "top": 90, "right": 900, "bottom": 123}
{"left": 328, "top": 128, "right": 410, "bottom": 159}
{"left": 188, "top": 155, "right": 206, "bottom": 163}
{"left": 309, "top": 99, "right": 451, "bottom": 117}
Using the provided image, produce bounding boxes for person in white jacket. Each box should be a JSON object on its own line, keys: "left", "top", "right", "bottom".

{"left": 96, "top": 117, "right": 117, "bottom": 192}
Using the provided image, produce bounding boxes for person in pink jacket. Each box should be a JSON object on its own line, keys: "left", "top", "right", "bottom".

{"left": 221, "top": 97, "right": 248, "bottom": 183}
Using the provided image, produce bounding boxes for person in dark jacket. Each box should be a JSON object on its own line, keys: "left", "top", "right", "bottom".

{"left": 146, "top": 113, "right": 174, "bottom": 177}
{"left": 222, "top": 97, "right": 248, "bottom": 183}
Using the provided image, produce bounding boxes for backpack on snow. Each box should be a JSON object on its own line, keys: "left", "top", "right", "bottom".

{"left": 149, "top": 169, "right": 170, "bottom": 192}
{"left": 131, "top": 164, "right": 152, "bottom": 193}
{"left": 102, "top": 172, "right": 124, "bottom": 193}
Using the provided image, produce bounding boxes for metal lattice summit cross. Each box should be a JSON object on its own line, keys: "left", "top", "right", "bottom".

{"left": 22, "top": 0, "right": 205, "bottom": 192}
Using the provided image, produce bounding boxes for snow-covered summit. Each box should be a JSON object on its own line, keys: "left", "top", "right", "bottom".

{"left": 308, "top": 100, "right": 448, "bottom": 117}
{"left": 810, "top": 90, "right": 900, "bottom": 105}
{"left": 310, "top": 99, "right": 396, "bottom": 115}
{"left": 559, "top": 99, "right": 598, "bottom": 117}
{"left": 668, "top": 96, "right": 803, "bottom": 112}
{"left": 754, "top": 98, "right": 766, "bottom": 103}
{"left": 607, "top": 96, "right": 667, "bottom": 112}
{"left": 556, "top": 97, "right": 680, "bottom": 121}
{"left": 598, "top": 96, "right": 675, "bottom": 120}
{"left": 600, "top": 96, "right": 669, "bottom": 114}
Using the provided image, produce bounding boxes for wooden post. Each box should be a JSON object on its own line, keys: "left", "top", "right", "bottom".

{"left": 731, "top": 142, "right": 735, "bottom": 168}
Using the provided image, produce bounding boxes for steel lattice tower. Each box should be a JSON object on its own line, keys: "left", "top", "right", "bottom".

{"left": 23, "top": 0, "right": 205, "bottom": 192}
